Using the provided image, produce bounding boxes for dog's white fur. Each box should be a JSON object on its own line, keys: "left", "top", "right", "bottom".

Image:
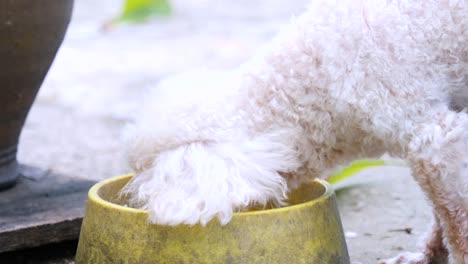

{"left": 124, "top": 0, "right": 467, "bottom": 263}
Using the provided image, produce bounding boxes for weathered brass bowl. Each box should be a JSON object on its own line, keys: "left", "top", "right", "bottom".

{"left": 76, "top": 175, "right": 350, "bottom": 264}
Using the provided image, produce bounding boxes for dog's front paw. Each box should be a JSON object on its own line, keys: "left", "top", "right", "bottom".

{"left": 124, "top": 137, "right": 297, "bottom": 226}
{"left": 143, "top": 188, "right": 233, "bottom": 226}
{"left": 122, "top": 145, "right": 239, "bottom": 226}
{"left": 378, "top": 252, "right": 429, "bottom": 264}
{"left": 124, "top": 175, "right": 236, "bottom": 226}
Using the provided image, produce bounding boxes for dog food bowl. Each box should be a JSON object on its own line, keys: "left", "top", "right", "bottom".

{"left": 76, "top": 175, "right": 350, "bottom": 264}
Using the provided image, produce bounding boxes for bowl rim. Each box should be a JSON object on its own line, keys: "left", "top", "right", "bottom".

{"left": 88, "top": 174, "right": 335, "bottom": 218}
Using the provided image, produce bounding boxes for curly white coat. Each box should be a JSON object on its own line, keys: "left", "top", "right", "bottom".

{"left": 124, "top": 1, "right": 467, "bottom": 263}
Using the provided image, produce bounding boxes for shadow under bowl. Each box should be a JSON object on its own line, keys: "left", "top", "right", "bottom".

{"left": 76, "top": 175, "right": 350, "bottom": 264}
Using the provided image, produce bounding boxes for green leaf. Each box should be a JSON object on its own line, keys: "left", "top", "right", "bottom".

{"left": 327, "top": 159, "right": 385, "bottom": 185}
{"left": 115, "top": 0, "right": 171, "bottom": 23}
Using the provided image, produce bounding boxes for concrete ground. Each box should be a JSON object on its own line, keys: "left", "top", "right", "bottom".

{"left": 17, "top": 0, "right": 432, "bottom": 262}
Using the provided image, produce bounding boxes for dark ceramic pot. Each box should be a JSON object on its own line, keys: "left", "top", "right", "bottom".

{"left": 0, "top": 0, "right": 74, "bottom": 189}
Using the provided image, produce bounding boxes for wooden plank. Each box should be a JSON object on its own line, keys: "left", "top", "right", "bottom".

{"left": 0, "top": 165, "right": 96, "bottom": 253}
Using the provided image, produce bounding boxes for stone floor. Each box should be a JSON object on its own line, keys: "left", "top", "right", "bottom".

{"left": 14, "top": 0, "right": 432, "bottom": 263}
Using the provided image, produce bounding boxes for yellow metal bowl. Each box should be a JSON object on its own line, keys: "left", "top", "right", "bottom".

{"left": 76, "top": 175, "right": 350, "bottom": 264}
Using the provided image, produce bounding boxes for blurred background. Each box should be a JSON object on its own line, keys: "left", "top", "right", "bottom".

{"left": 20, "top": 0, "right": 310, "bottom": 181}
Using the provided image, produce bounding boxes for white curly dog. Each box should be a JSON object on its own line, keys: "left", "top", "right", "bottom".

{"left": 123, "top": 0, "right": 467, "bottom": 263}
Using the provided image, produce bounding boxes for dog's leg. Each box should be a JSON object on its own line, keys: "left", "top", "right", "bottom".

{"left": 362, "top": 110, "right": 468, "bottom": 264}
{"left": 380, "top": 213, "right": 448, "bottom": 264}
{"left": 407, "top": 114, "right": 467, "bottom": 264}
{"left": 407, "top": 155, "right": 467, "bottom": 264}
{"left": 123, "top": 130, "right": 301, "bottom": 226}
